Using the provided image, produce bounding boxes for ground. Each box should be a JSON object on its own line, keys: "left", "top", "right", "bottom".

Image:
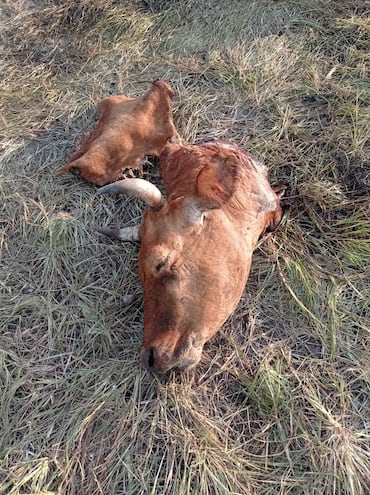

{"left": 0, "top": 1, "right": 369, "bottom": 494}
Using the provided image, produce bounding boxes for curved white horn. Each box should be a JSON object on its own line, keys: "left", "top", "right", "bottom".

{"left": 97, "top": 178, "right": 164, "bottom": 209}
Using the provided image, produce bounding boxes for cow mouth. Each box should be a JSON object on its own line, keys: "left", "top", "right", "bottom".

{"left": 176, "top": 357, "right": 199, "bottom": 371}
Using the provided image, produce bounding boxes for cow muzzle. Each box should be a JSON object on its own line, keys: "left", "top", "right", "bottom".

{"left": 140, "top": 341, "right": 203, "bottom": 373}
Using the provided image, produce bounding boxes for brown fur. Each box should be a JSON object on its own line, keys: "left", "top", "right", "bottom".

{"left": 139, "top": 139, "right": 285, "bottom": 372}
{"left": 57, "top": 80, "right": 179, "bottom": 186}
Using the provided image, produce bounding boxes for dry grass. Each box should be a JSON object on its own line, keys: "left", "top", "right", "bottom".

{"left": 1, "top": 0, "right": 369, "bottom": 494}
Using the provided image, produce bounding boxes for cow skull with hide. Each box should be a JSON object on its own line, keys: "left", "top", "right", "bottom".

{"left": 57, "top": 80, "right": 178, "bottom": 186}
{"left": 98, "top": 139, "right": 285, "bottom": 372}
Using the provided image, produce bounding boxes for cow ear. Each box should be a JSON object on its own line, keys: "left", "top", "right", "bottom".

{"left": 183, "top": 153, "right": 239, "bottom": 226}
{"left": 196, "top": 153, "right": 239, "bottom": 209}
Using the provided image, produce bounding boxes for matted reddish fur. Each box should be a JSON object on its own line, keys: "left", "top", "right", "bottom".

{"left": 57, "top": 80, "right": 178, "bottom": 186}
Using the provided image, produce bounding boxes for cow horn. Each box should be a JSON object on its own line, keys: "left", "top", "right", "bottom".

{"left": 97, "top": 225, "right": 140, "bottom": 243}
{"left": 97, "top": 178, "right": 164, "bottom": 209}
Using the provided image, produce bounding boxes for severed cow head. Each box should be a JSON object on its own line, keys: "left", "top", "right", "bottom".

{"left": 98, "top": 140, "right": 285, "bottom": 372}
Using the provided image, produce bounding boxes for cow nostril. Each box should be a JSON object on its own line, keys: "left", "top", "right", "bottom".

{"left": 142, "top": 347, "right": 157, "bottom": 372}
{"left": 148, "top": 348, "right": 155, "bottom": 368}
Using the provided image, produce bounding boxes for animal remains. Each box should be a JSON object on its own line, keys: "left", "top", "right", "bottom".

{"left": 98, "top": 139, "right": 285, "bottom": 372}
{"left": 57, "top": 80, "right": 178, "bottom": 186}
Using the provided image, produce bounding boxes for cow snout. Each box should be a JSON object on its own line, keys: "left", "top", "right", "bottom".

{"left": 140, "top": 339, "right": 203, "bottom": 373}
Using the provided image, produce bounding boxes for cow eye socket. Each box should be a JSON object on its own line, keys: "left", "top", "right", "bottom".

{"left": 156, "top": 260, "right": 167, "bottom": 272}
{"left": 154, "top": 258, "right": 179, "bottom": 280}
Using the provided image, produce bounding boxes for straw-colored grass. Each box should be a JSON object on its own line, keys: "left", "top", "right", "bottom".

{"left": 1, "top": 1, "right": 369, "bottom": 494}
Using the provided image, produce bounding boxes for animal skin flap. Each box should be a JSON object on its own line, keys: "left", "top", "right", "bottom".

{"left": 57, "top": 81, "right": 178, "bottom": 186}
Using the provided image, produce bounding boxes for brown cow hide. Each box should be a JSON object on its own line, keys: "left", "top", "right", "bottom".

{"left": 56, "top": 80, "right": 179, "bottom": 186}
